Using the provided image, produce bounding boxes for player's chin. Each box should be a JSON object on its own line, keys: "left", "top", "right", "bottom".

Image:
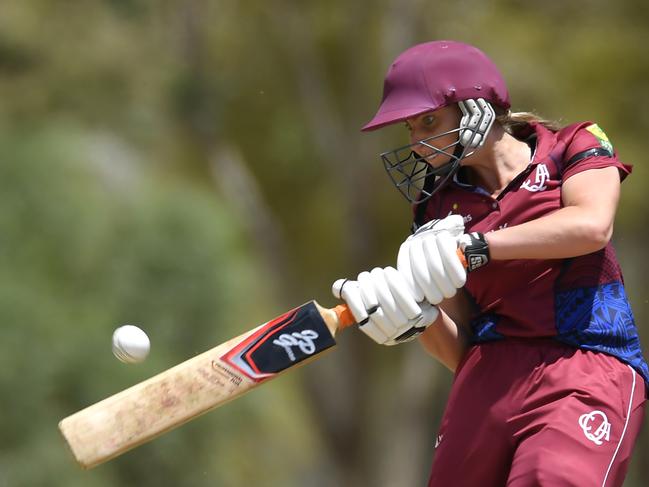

{"left": 425, "top": 155, "right": 452, "bottom": 169}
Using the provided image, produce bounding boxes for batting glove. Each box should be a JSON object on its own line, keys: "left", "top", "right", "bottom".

{"left": 458, "top": 232, "right": 490, "bottom": 272}
{"left": 397, "top": 214, "right": 466, "bottom": 305}
{"left": 332, "top": 268, "right": 439, "bottom": 346}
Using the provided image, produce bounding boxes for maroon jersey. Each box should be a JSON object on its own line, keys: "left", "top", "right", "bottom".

{"left": 416, "top": 121, "right": 649, "bottom": 384}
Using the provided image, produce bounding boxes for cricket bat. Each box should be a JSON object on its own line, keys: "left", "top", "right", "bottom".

{"left": 59, "top": 301, "right": 355, "bottom": 469}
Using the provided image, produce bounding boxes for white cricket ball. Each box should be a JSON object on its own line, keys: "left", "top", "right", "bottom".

{"left": 112, "top": 325, "right": 150, "bottom": 364}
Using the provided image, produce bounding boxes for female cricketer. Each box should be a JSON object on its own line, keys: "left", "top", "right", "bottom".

{"left": 333, "top": 40, "right": 647, "bottom": 486}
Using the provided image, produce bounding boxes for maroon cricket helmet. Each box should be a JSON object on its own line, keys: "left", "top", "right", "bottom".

{"left": 362, "top": 40, "right": 510, "bottom": 131}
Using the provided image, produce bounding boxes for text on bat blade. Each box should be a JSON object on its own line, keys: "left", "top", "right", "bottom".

{"left": 272, "top": 330, "right": 319, "bottom": 361}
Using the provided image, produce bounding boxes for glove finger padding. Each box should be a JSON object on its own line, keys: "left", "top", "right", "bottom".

{"left": 397, "top": 239, "right": 426, "bottom": 303}
{"left": 436, "top": 232, "right": 467, "bottom": 290}
{"left": 408, "top": 237, "right": 445, "bottom": 304}
{"left": 398, "top": 214, "right": 465, "bottom": 304}
{"left": 365, "top": 268, "right": 426, "bottom": 343}
{"left": 369, "top": 267, "right": 409, "bottom": 326}
{"left": 334, "top": 278, "right": 394, "bottom": 344}
{"left": 361, "top": 268, "right": 405, "bottom": 337}
{"left": 332, "top": 278, "right": 370, "bottom": 325}
{"left": 365, "top": 308, "right": 394, "bottom": 344}
{"left": 383, "top": 266, "right": 421, "bottom": 319}
{"left": 357, "top": 271, "right": 379, "bottom": 313}
{"left": 421, "top": 235, "right": 457, "bottom": 299}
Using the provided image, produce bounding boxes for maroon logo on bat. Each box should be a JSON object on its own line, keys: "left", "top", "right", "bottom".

{"left": 221, "top": 302, "right": 336, "bottom": 382}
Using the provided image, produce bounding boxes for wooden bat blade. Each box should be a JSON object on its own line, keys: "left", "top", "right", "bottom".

{"left": 59, "top": 301, "right": 354, "bottom": 469}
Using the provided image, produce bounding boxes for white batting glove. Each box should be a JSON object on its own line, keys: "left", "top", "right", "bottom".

{"left": 397, "top": 215, "right": 467, "bottom": 305}
{"left": 332, "top": 268, "right": 439, "bottom": 346}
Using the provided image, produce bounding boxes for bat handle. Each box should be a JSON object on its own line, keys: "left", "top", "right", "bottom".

{"left": 333, "top": 304, "right": 355, "bottom": 330}
{"left": 456, "top": 247, "right": 468, "bottom": 269}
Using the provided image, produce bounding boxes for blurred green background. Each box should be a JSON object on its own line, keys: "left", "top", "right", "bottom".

{"left": 1, "top": 1, "right": 648, "bottom": 486}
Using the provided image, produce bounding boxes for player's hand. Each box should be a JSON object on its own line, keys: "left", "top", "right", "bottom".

{"left": 397, "top": 214, "right": 467, "bottom": 305}
{"left": 332, "top": 268, "right": 439, "bottom": 345}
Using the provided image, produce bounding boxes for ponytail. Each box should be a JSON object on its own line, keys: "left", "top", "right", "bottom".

{"left": 496, "top": 110, "right": 562, "bottom": 133}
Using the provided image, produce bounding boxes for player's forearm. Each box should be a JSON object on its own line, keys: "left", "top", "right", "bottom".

{"left": 486, "top": 205, "right": 614, "bottom": 260}
{"left": 418, "top": 309, "right": 470, "bottom": 372}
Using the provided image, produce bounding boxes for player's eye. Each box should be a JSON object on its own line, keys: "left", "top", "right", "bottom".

{"left": 422, "top": 115, "right": 435, "bottom": 125}
{"left": 404, "top": 121, "right": 412, "bottom": 132}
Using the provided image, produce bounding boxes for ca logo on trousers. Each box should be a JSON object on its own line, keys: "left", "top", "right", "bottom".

{"left": 579, "top": 410, "right": 611, "bottom": 445}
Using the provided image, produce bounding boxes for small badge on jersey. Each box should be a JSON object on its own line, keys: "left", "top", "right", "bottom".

{"left": 521, "top": 163, "right": 550, "bottom": 192}
{"left": 586, "top": 124, "right": 614, "bottom": 153}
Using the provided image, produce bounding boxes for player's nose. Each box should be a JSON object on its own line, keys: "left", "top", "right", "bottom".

{"left": 411, "top": 139, "right": 435, "bottom": 159}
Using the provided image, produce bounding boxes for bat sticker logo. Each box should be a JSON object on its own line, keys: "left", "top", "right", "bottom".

{"left": 273, "top": 330, "right": 319, "bottom": 361}
{"left": 221, "top": 302, "right": 337, "bottom": 382}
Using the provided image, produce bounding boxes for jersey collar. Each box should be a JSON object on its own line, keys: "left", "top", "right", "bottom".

{"left": 451, "top": 121, "right": 553, "bottom": 194}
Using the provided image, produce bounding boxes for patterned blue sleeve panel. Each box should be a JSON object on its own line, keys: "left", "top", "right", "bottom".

{"left": 554, "top": 281, "right": 649, "bottom": 386}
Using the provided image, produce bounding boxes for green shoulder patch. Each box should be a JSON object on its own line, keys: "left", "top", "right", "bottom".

{"left": 586, "top": 124, "right": 613, "bottom": 153}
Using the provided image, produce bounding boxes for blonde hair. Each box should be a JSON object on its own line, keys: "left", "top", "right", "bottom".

{"left": 496, "top": 110, "right": 562, "bottom": 133}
